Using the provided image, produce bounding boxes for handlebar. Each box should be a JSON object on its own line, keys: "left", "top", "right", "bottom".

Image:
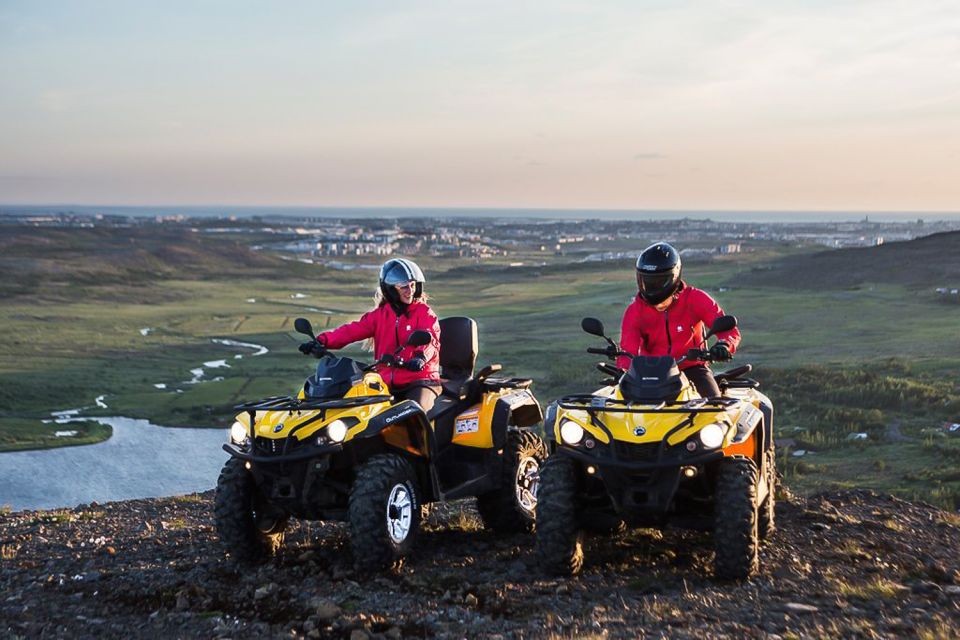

{"left": 587, "top": 347, "right": 611, "bottom": 355}
{"left": 595, "top": 362, "right": 623, "bottom": 377}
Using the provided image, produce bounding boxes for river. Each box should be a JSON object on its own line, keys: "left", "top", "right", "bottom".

{"left": 0, "top": 417, "right": 229, "bottom": 512}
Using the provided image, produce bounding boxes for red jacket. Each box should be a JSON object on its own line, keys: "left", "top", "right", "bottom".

{"left": 617, "top": 283, "right": 741, "bottom": 371}
{"left": 316, "top": 301, "right": 441, "bottom": 389}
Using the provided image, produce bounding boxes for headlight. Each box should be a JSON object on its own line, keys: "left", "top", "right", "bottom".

{"left": 559, "top": 420, "right": 584, "bottom": 445}
{"left": 327, "top": 419, "right": 348, "bottom": 443}
{"left": 699, "top": 423, "right": 725, "bottom": 449}
{"left": 230, "top": 421, "right": 249, "bottom": 444}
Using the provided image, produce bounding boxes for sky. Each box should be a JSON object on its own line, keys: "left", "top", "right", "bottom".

{"left": 1, "top": 1, "right": 958, "bottom": 213}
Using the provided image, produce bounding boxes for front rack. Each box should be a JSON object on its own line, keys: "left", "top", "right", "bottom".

{"left": 235, "top": 394, "right": 393, "bottom": 412}
{"left": 557, "top": 394, "right": 738, "bottom": 414}
{"left": 234, "top": 394, "right": 395, "bottom": 454}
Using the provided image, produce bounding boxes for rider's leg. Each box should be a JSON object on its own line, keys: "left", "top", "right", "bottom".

{"left": 683, "top": 364, "right": 722, "bottom": 398}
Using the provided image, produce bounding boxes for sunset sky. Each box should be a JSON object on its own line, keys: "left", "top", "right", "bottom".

{"left": 1, "top": 1, "right": 958, "bottom": 213}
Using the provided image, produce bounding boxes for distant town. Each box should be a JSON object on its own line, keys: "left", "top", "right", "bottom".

{"left": 4, "top": 209, "right": 958, "bottom": 267}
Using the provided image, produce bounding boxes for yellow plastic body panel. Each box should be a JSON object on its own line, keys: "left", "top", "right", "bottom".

{"left": 451, "top": 387, "right": 531, "bottom": 449}
{"left": 554, "top": 380, "right": 766, "bottom": 453}
{"left": 240, "top": 372, "right": 391, "bottom": 443}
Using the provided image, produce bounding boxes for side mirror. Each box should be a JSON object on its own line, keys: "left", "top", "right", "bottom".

{"left": 406, "top": 330, "right": 432, "bottom": 348}
{"left": 581, "top": 317, "right": 606, "bottom": 338}
{"left": 294, "top": 317, "right": 314, "bottom": 338}
{"left": 705, "top": 315, "right": 737, "bottom": 339}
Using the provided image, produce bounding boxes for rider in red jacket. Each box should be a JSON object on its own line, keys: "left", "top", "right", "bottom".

{"left": 313, "top": 258, "right": 442, "bottom": 413}
{"left": 617, "top": 243, "right": 740, "bottom": 398}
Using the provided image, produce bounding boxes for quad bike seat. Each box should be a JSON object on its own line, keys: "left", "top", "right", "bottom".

{"left": 437, "top": 316, "right": 478, "bottom": 398}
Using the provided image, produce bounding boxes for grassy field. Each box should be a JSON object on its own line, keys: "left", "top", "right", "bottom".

{"left": 1, "top": 222, "right": 958, "bottom": 507}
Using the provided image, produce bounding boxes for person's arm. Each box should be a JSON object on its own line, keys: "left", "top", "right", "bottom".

{"left": 316, "top": 310, "right": 377, "bottom": 350}
{"left": 401, "top": 306, "right": 441, "bottom": 371}
{"left": 616, "top": 303, "right": 641, "bottom": 370}
{"left": 417, "top": 310, "right": 441, "bottom": 365}
{"left": 695, "top": 291, "right": 740, "bottom": 354}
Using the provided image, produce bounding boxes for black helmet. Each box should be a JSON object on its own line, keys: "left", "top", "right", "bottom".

{"left": 636, "top": 242, "right": 682, "bottom": 305}
{"left": 379, "top": 258, "right": 425, "bottom": 307}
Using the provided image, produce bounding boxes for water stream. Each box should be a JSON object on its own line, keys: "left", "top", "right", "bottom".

{"left": 0, "top": 417, "right": 229, "bottom": 511}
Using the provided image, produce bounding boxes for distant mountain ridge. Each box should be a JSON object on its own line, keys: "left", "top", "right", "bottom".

{"left": 737, "top": 230, "right": 960, "bottom": 289}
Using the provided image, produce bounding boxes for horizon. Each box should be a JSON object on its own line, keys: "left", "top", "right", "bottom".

{"left": 2, "top": 203, "right": 958, "bottom": 224}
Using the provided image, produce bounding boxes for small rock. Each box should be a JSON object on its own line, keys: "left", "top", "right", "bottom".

{"left": 464, "top": 593, "right": 479, "bottom": 607}
{"left": 556, "top": 584, "right": 570, "bottom": 595}
{"left": 784, "top": 603, "right": 819, "bottom": 614}
{"left": 384, "top": 627, "right": 402, "bottom": 640}
{"left": 254, "top": 583, "right": 276, "bottom": 600}
{"left": 809, "top": 522, "right": 831, "bottom": 532}
{"left": 911, "top": 580, "right": 941, "bottom": 594}
{"left": 312, "top": 598, "right": 341, "bottom": 620}
{"left": 944, "top": 585, "right": 960, "bottom": 595}
{"left": 175, "top": 593, "right": 189, "bottom": 611}
{"left": 350, "top": 630, "right": 369, "bottom": 640}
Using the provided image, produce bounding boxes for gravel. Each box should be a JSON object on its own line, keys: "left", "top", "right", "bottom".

{"left": 1, "top": 488, "right": 958, "bottom": 638}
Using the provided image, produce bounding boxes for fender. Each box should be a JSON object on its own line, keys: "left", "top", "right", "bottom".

{"left": 490, "top": 389, "right": 543, "bottom": 449}
{"left": 357, "top": 400, "right": 434, "bottom": 453}
{"left": 543, "top": 401, "right": 559, "bottom": 443}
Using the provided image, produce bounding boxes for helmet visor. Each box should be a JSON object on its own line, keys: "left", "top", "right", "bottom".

{"left": 381, "top": 259, "right": 424, "bottom": 286}
{"left": 638, "top": 271, "right": 675, "bottom": 294}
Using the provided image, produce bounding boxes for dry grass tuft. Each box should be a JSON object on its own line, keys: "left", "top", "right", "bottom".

{"left": 836, "top": 576, "right": 907, "bottom": 600}
{"left": 171, "top": 494, "right": 204, "bottom": 504}
{"left": 938, "top": 511, "right": 960, "bottom": 527}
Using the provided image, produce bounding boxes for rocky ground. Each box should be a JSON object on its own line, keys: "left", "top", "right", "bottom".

{"left": 2, "top": 488, "right": 959, "bottom": 639}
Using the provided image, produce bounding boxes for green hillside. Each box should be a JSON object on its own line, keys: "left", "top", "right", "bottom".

{"left": 737, "top": 230, "right": 960, "bottom": 290}
{"left": 0, "top": 225, "right": 308, "bottom": 299}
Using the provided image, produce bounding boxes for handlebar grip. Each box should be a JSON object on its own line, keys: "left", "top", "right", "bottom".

{"left": 586, "top": 347, "right": 610, "bottom": 355}
{"left": 595, "top": 362, "right": 623, "bottom": 376}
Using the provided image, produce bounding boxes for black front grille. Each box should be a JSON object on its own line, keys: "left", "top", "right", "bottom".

{"left": 612, "top": 441, "right": 662, "bottom": 463}
{"left": 255, "top": 437, "right": 305, "bottom": 456}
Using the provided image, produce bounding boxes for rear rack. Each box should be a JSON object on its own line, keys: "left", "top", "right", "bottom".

{"left": 558, "top": 394, "right": 738, "bottom": 414}
{"left": 235, "top": 394, "right": 392, "bottom": 412}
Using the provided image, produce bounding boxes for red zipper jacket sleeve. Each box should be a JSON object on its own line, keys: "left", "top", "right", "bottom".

{"left": 315, "top": 310, "right": 377, "bottom": 350}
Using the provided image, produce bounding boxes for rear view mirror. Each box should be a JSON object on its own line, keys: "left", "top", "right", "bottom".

{"left": 581, "top": 317, "right": 606, "bottom": 338}
{"left": 294, "top": 317, "right": 314, "bottom": 338}
{"left": 407, "top": 330, "right": 432, "bottom": 348}
{"left": 706, "top": 315, "right": 737, "bottom": 339}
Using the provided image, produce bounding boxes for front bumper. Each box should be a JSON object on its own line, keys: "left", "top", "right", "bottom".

{"left": 557, "top": 442, "right": 723, "bottom": 522}
{"left": 223, "top": 441, "right": 343, "bottom": 465}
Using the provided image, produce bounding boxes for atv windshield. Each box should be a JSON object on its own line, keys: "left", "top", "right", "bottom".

{"left": 304, "top": 356, "right": 365, "bottom": 399}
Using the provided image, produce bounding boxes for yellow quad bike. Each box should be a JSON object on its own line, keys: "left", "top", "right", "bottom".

{"left": 214, "top": 316, "right": 546, "bottom": 571}
{"left": 536, "top": 315, "right": 775, "bottom": 580}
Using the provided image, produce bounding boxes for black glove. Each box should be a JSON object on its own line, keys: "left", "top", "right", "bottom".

{"left": 709, "top": 341, "right": 732, "bottom": 362}
{"left": 299, "top": 341, "right": 317, "bottom": 355}
{"left": 380, "top": 353, "right": 397, "bottom": 366}
{"left": 299, "top": 341, "right": 326, "bottom": 356}
{"left": 403, "top": 357, "right": 426, "bottom": 372}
